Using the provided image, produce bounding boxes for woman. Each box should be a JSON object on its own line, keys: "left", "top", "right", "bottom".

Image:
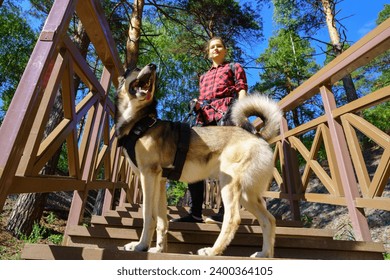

{"left": 171, "top": 37, "right": 248, "bottom": 224}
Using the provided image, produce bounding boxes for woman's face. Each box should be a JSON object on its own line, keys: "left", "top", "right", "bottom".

{"left": 208, "top": 39, "right": 227, "bottom": 60}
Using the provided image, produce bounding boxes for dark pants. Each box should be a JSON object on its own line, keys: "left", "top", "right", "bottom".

{"left": 188, "top": 181, "right": 224, "bottom": 218}
{"left": 188, "top": 115, "right": 232, "bottom": 218}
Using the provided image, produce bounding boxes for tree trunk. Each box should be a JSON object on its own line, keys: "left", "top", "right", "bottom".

{"left": 92, "top": 189, "right": 105, "bottom": 216}
{"left": 126, "top": 0, "right": 145, "bottom": 69}
{"left": 6, "top": 193, "right": 46, "bottom": 237}
{"left": 6, "top": 20, "right": 90, "bottom": 238}
{"left": 321, "top": 0, "right": 358, "bottom": 102}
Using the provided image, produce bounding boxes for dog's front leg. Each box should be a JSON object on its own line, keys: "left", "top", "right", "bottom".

{"left": 124, "top": 171, "right": 159, "bottom": 252}
{"left": 148, "top": 179, "right": 168, "bottom": 253}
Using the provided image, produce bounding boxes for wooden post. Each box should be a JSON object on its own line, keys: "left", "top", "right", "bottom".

{"left": 65, "top": 65, "right": 112, "bottom": 234}
{"left": 320, "top": 85, "right": 372, "bottom": 241}
{"left": 280, "top": 117, "right": 302, "bottom": 221}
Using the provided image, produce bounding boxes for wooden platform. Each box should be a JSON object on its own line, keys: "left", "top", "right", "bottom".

{"left": 21, "top": 204, "right": 385, "bottom": 260}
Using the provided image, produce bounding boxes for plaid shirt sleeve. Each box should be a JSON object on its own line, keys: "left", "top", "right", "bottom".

{"left": 197, "top": 63, "right": 248, "bottom": 125}
{"left": 233, "top": 63, "right": 248, "bottom": 93}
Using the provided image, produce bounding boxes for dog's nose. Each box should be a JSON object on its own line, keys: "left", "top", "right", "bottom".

{"left": 148, "top": 63, "right": 156, "bottom": 70}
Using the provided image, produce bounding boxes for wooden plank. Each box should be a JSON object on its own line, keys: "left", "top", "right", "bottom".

{"left": 91, "top": 215, "right": 305, "bottom": 230}
{"left": 320, "top": 85, "right": 372, "bottom": 242}
{"left": 109, "top": 205, "right": 302, "bottom": 227}
{"left": 75, "top": 0, "right": 123, "bottom": 85}
{"left": 16, "top": 52, "right": 68, "bottom": 177}
{"left": 341, "top": 115, "right": 371, "bottom": 196}
{"left": 332, "top": 86, "right": 390, "bottom": 117}
{"left": 64, "top": 225, "right": 384, "bottom": 260}
{"left": 11, "top": 176, "right": 85, "bottom": 194}
{"left": 282, "top": 116, "right": 327, "bottom": 139}
{"left": 355, "top": 197, "right": 390, "bottom": 211}
{"left": 68, "top": 223, "right": 334, "bottom": 241}
{"left": 290, "top": 135, "right": 336, "bottom": 194}
{"left": 21, "top": 244, "right": 261, "bottom": 260}
{"left": 22, "top": 242, "right": 384, "bottom": 260}
{"left": 343, "top": 113, "right": 389, "bottom": 149}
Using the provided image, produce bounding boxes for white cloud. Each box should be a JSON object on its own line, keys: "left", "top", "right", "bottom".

{"left": 357, "top": 20, "right": 376, "bottom": 37}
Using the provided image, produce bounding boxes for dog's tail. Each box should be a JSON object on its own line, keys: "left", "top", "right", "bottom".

{"left": 230, "top": 94, "right": 282, "bottom": 141}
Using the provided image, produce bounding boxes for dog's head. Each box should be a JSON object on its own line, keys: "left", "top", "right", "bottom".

{"left": 116, "top": 63, "right": 158, "bottom": 136}
{"left": 119, "top": 63, "right": 157, "bottom": 103}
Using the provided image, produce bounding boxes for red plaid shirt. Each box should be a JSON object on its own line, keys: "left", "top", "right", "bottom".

{"left": 197, "top": 62, "right": 248, "bottom": 125}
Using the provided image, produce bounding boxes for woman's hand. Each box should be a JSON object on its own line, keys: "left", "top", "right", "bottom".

{"left": 191, "top": 98, "right": 202, "bottom": 111}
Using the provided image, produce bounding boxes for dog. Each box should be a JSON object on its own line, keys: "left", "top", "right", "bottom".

{"left": 115, "top": 63, "right": 282, "bottom": 258}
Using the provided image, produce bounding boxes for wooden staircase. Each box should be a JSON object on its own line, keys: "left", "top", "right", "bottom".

{"left": 21, "top": 204, "right": 385, "bottom": 260}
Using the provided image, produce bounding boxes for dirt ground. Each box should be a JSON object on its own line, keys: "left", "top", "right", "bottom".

{"left": 0, "top": 194, "right": 68, "bottom": 260}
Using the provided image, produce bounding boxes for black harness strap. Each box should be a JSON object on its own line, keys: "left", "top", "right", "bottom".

{"left": 162, "top": 122, "right": 191, "bottom": 181}
{"left": 118, "top": 117, "right": 190, "bottom": 181}
{"left": 118, "top": 115, "right": 157, "bottom": 167}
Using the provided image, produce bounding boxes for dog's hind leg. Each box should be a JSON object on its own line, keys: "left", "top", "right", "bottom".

{"left": 124, "top": 170, "right": 160, "bottom": 252}
{"left": 148, "top": 179, "right": 168, "bottom": 253}
{"left": 240, "top": 193, "right": 275, "bottom": 258}
{"left": 198, "top": 180, "right": 241, "bottom": 256}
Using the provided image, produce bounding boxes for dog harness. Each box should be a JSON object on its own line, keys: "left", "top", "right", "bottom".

{"left": 118, "top": 115, "right": 191, "bottom": 181}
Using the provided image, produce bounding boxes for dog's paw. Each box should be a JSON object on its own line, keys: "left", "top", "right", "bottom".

{"left": 197, "top": 247, "right": 215, "bottom": 256}
{"left": 148, "top": 246, "right": 163, "bottom": 253}
{"left": 250, "top": 250, "right": 273, "bottom": 258}
{"left": 124, "top": 242, "right": 148, "bottom": 252}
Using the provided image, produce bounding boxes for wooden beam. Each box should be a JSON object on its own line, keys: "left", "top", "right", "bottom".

{"left": 0, "top": 0, "right": 77, "bottom": 210}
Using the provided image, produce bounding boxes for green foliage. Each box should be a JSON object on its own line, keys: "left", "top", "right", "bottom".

{"left": 0, "top": 2, "right": 37, "bottom": 123}
{"left": 48, "top": 234, "right": 63, "bottom": 245}
{"left": 301, "top": 214, "right": 313, "bottom": 227}
{"left": 254, "top": 29, "right": 320, "bottom": 126}
{"left": 167, "top": 180, "right": 188, "bottom": 206}
{"left": 363, "top": 102, "right": 390, "bottom": 134}
{"left": 17, "top": 212, "right": 63, "bottom": 245}
{"left": 376, "top": 4, "right": 390, "bottom": 25}
{"left": 384, "top": 253, "right": 390, "bottom": 260}
{"left": 45, "top": 211, "right": 57, "bottom": 224}
{"left": 19, "top": 222, "right": 47, "bottom": 243}
{"left": 273, "top": 0, "right": 325, "bottom": 36}
{"left": 255, "top": 29, "right": 320, "bottom": 95}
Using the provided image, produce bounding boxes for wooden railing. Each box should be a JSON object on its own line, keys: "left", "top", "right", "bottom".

{"left": 265, "top": 18, "right": 390, "bottom": 241}
{"left": 0, "top": 0, "right": 389, "bottom": 243}
{"left": 0, "top": 0, "right": 130, "bottom": 237}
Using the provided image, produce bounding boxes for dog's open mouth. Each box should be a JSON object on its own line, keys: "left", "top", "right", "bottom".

{"left": 129, "top": 64, "right": 156, "bottom": 101}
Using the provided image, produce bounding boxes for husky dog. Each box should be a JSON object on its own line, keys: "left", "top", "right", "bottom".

{"left": 115, "top": 63, "right": 282, "bottom": 258}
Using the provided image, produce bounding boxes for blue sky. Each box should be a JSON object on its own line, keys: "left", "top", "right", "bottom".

{"left": 242, "top": 0, "right": 389, "bottom": 87}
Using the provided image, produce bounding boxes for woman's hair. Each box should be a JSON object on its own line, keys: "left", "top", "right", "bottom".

{"left": 204, "top": 36, "right": 227, "bottom": 54}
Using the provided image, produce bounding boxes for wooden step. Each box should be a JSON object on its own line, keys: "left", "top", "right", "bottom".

{"left": 22, "top": 244, "right": 263, "bottom": 260}
{"left": 64, "top": 223, "right": 385, "bottom": 259}
{"left": 106, "top": 206, "right": 303, "bottom": 227}
{"left": 90, "top": 215, "right": 333, "bottom": 238}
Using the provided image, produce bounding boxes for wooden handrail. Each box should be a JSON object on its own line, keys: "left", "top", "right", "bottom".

{"left": 278, "top": 18, "right": 390, "bottom": 112}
